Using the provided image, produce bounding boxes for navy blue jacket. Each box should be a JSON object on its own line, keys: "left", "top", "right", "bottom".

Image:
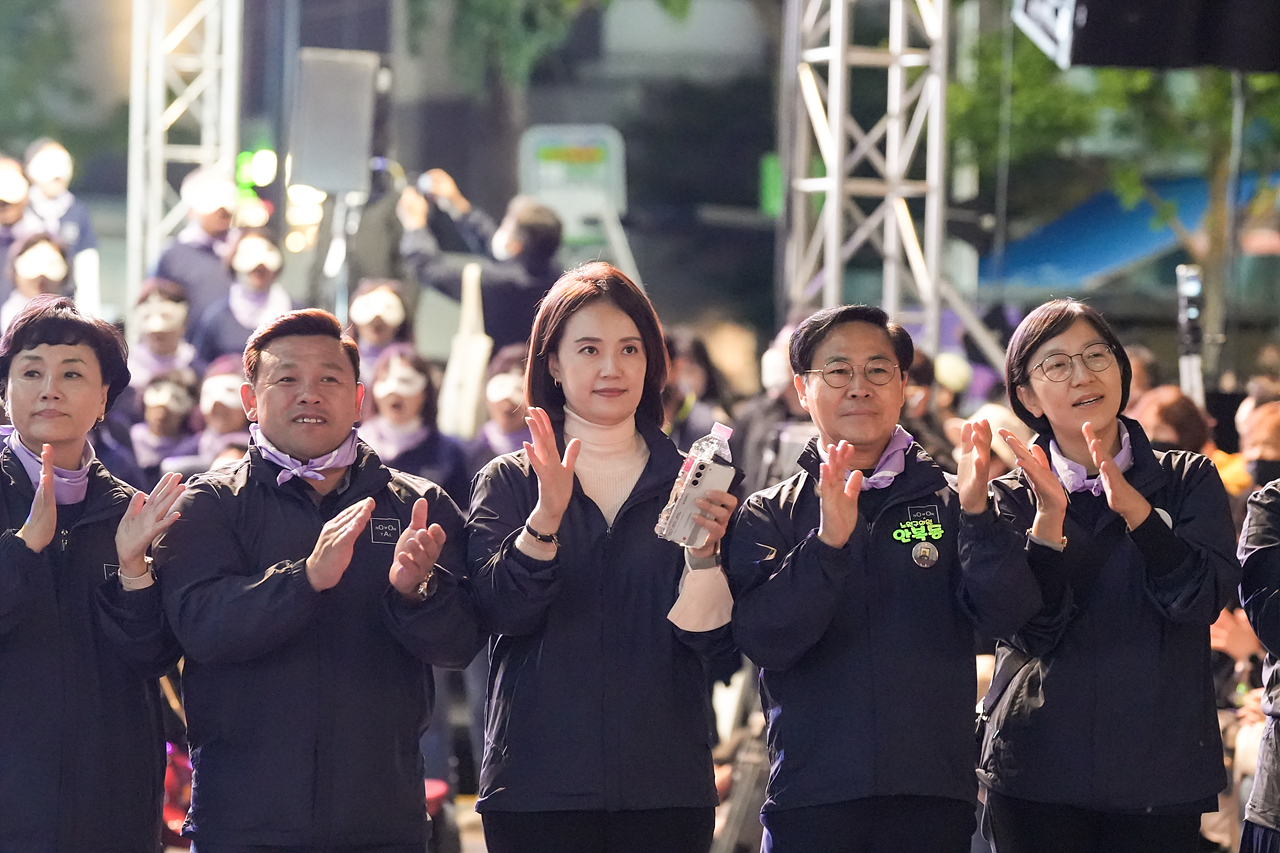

{"left": 155, "top": 441, "right": 483, "bottom": 846}
{"left": 0, "top": 449, "right": 178, "bottom": 852}
{"left": 467, "top": 420, "right": 726, "bottom": 812}
{"left": 963, "top": 419, "right": 1238, "bottom": 811}
{"left": 725, "top": 439, "right": 1036, "bottom": 812}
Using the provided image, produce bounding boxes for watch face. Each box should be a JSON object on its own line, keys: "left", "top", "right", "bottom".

{"left": 912, "top": 541, "right": 939, "bottom": 568}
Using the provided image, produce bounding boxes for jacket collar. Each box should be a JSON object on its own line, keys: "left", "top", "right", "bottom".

{"left": 547, "top": 414, "right": 684, "bottom": 507}
{"left": 0, "top": 446, "right": 133, "bottom": 526}
{"left": 796, "top": 435, "right": 946, "bottom": 502}
{"left": 1033, "top": 415, "right": 1165, "bottom": 499}
{"left": 247, "top": 438, "right": 391, "bottom": 503}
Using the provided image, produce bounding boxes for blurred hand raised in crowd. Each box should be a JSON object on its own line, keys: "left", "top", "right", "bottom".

{"left": 422, "top": 169, "right": 470, "bottom": 215}
{"left": 396, "top": 187, "right": 429, "bottom": 232}
{"left": 1211, "top": 607, "right": 1262, "bottom": 664}
{"left": 957, "top": 419, "right": 993, "bottom": 514}
{"left": 817, "top": 441, "right": 863, "bottom": 549}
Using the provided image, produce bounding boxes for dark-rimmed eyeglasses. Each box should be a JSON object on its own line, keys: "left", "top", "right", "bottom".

{"left": 804, "top": 358, "right": 899, "bottom": 389}
{"left": 1032, "top": 343, "right": 1115, "bottom": 383}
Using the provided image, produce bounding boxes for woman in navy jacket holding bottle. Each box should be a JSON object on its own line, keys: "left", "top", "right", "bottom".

{"left": 960, "top": 299, "right": 1238, "bottom": 853}
{"left": 467, "top": 262, "right": 737, "bottom": 853}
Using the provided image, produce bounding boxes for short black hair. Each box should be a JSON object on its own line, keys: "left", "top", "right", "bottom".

{"left": 788, "top": 304, "right": 914, "bottom": 376}
{"left": 1005, "top": 298, "right": 1132, "bottom": 435}
{"left": 243, "top": 309, "right": 360, "bottom": 384}
{"left": 506, "top": 196, "right": 562, "bottom": 267}
{"left": 0, "top": 294, "right": 130, "bottom": 410}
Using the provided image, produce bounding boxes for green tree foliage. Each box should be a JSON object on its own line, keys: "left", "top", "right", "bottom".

{"left": 0, "top": 0, "right": 86, "bottom": 155}
{"left": 950, "top": 11, "right": 1280, "bottom": 376}
{"left": 947, "top": 32, "right": 1096, "bottom": 180}
{"left": 405, "top": 0, "right": 691, "bottom": 95}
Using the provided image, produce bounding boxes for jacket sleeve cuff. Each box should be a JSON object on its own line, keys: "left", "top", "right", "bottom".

{"left": 667, "top": 567, "right": 733, "bottom": 632}
{"left": 1129, "top": 510, "right": 1191, "bottom": 578}
{"left": 515, "top": 528, "right": 558, "bottom": 562}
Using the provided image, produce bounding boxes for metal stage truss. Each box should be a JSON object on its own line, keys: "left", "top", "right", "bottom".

{"left": 126, "top": 0, "right": 243, "bottom": 310}
{"left": 778, "top": 0, "right": 1005, "bottom": 365}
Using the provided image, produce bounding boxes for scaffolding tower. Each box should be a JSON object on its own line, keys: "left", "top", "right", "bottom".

{"left": 126, "top": 0, "right": 243, "bottom": 308}
{"left": 779, "top": 0, "right": 1004, "bottom": 365}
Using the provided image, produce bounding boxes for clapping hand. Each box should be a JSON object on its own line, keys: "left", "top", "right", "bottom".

{"left": 817, "top": 441, "right": 863, "bottom": 549}
{"left": 389, "top": 498, "right": 448, "bottom": 600}
{"left": 957, "top": 419, "right": 993, "bottom": 514}
{"left": 1082, "top": 422, "right": 1151, "bottom": 529}
{"left": 998, "top": 429, "right": 1068, "bottom": 545}
{"left": 305, "top": 498, "right": 375, "bottom": 591}
{"left": 523, "top": 406, "right": 579, "bottom": 540}
{"left": 16, "top": 444, "right": 56, "bottom": 553}
{"left": 115, "top": 472, "right": 186, "bottom": 579}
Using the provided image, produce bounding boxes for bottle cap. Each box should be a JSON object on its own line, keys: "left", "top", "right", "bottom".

{"left": 712, "top": 422, "right": 733, "bottom": 440}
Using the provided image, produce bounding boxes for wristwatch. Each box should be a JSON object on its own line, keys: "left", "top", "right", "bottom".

{"left": 524, "top": 523, "right": 559, "bottom": 546}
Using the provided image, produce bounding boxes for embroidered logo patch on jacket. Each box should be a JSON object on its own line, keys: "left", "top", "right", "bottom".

{"left": 370, "top": 517, "right": 402, "bottom": 544}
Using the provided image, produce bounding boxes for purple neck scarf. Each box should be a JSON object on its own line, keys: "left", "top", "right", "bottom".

{"left": 250, "top": 423, "right": 360, "bottom": 487}
{"left": 1049, "top": 421, "right": 1134, "bottom": 496}
{"left": 2, "top": 426, "right": 93, "bottom": 504}
{"left": 821, "top": 425, "right": 915, "bottom": 491}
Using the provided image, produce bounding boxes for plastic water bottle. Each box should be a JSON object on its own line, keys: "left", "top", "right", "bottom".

{"left": 655, "top": 422, "right": 734, "bottom": 548}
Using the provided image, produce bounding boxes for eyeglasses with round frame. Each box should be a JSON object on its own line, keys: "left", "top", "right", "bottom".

{"left": 1032, "top": 342, "right": 1115, "bottom": 383}
{"left": 804, "top": 358, "right": 900, "bottom": 389}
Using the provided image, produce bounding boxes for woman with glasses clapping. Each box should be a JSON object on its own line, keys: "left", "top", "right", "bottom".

{"left": 957, "top": 299, "right": 1239, "bottom": 853}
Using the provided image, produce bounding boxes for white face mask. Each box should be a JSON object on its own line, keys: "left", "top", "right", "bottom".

{"left": 374, "top": 358, "right": 428, "bottom": 403}
{"left": 143, "top": 382, "right": 195, "bottom": 417}
{"left": 135, "top": 296, "right": 189, "bottom": 334}
{"left": 485, "top": 370, "right": 524, "bottom": 406}
{"left": 26, "top": 146, "right": 73, "bottom": 188}
{"left": 231, "top": 237, "right": 283, "bottom": 275}
{"left": 490, "top": 228, "right": 514, "bottom": 261}
{"left": 200, "top": 374, "right": 246, "bottom": 416}
{"left": 349, "top": 287, "right": 406, "bottom": 328}
{"left": 13, "top": 242, "right": 68, "bottom": 283}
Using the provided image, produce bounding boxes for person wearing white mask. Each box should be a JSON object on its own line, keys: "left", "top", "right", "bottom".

{"left": 192, "top": 230, "right": 296, "bottom": 365}
{"left": 159, "top": 355, "right": 252, "bottom": 479}
{"left": 154, "top": 167, "right": 239, "bottom": 330}
{"left": 467, "top": 343, "right": 533, "bottom": 476}
{"left": 24, "top": 139, "right": 100, "bottom": 316}
{"left": 130, "top": 373, "right": 200, "bottom": 487}
{"left": 397, "top": 169, "right": 562, "bottom": 351}
{"left": 360, "top": 343, "right": 469, "bottom": 506}
{"left": 348, "top": 280, "right": 411, "bottom": 388}
{"left": 2, "top": 233, "right": 72, "bottom": 333}
{"left": 128, "top": 279, "right": 200, "bottom": 392}
{"left": 0, "top": 158, "right": 41, "bottom": 302}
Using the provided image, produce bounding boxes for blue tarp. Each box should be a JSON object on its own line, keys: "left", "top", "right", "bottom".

{"left": 978, "top": 174, "right": 1270, "bottom": 289}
